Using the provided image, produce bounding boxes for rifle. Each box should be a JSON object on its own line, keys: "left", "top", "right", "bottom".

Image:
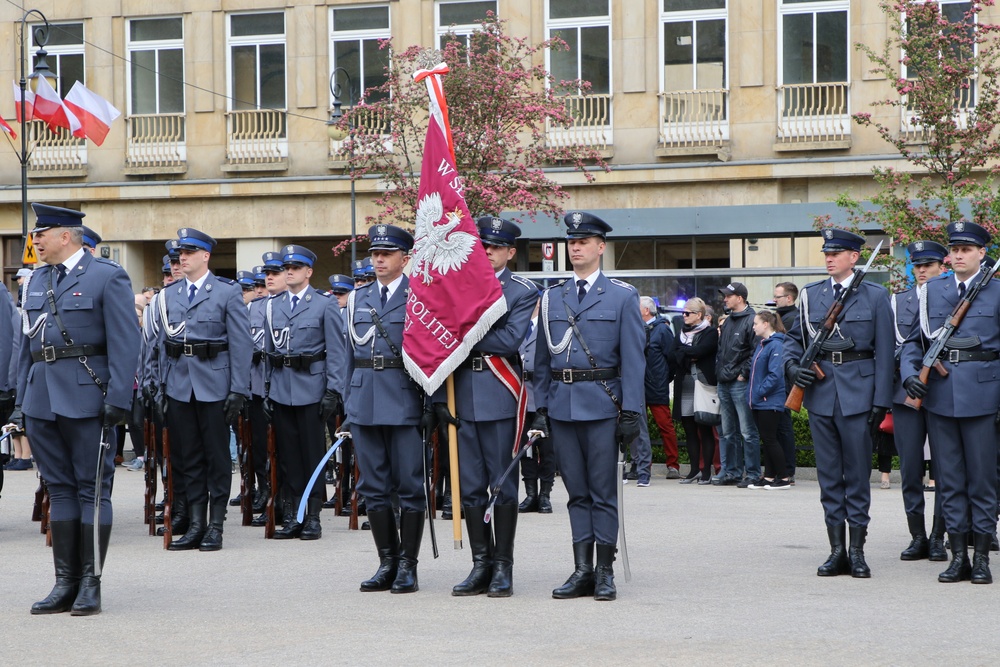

{"left": 237, "top": 413, "right": 254, "bottom": 526}
{"left": 161, "top": 425, "right": 174, "bottom": 549}
{"left": 905, "top": 255, "right": 1000, "bottom": 410}
{"left": 786, "top": 240, "right": 884, "bottom": 412}
{"left": 144, "top": 413, "right": 158, "bottom": 535}
{"left": 264, "top": 423, "right": 278, "bottom": 539}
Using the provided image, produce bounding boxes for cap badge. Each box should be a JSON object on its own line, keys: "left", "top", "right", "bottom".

{"left": 377, "top": 225, "right": 387, "bottom": 236}
{"left": 571, "top": 212, "right": 582, "bottom": 229}
{"left": 491, "top": 218, "right": 503, "bottom": 231}
{"left": 285, "top": 245, "right": 293, "bottom": 254}
{"left": 179, "top": 229, "right": 188, "bottom": 238}
{"left": 914, "top": 241, "right": 924, "bottom": 251}
{"left": 824, "top": 229, "right": 833, "bottom": 239}
{"left": 955, "top": 222, "right": 965, "bottom": 232}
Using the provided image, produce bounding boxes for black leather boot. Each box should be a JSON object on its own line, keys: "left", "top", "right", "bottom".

{"left": 252, "top": 488, "right": 268, "bottom": 514}
{"left": 300, "top": 498, "right": 322, "bottom": 540}
{"left": 71, "top": 523, "right": 111, "bottom": 615}
{"left": 928, "top": 515, "right": 948, "bottom": 562}
{"left": 848, "top": 525, "right": 871, "bottom": 578}
{"left": 228, "top": 493, "right": 242, "bottom": 507}
{"left": 518, "top": 481, "right": 538, "bottom": 513}
{"left": 156, "top": 496, "right": 189, "bottom": 537}
{"left": 452, "top": 506, "right": 494, "bottom": 596}
{"left": 817, "top": 523, "right": 850, "bottom": 576}
{"left": 901, "top": 512, "right": 929, "bottom": 561}
{"left": 31, "top": 520, "right": 81, "bottom": 614}
{"left": 938, "top": 532, "right": 972, "bottom": 582}
{"left": 594, "top": 543, "right": 617, "bottom": 601}
{"left": 391, "top": 509, "right": 424, "bottom": 594}
{"left": 487, "top": 503, "right": 517, "bottom": 597}
{"left": 538, "top": 481, "right": 553, "bottom": 514}
{"left": 991, "top": 531, "right": 999, "bottom": 552}
{"left": 360, "top": 509, "right": 399, "bottom": 592}
{"left": 274, "top": 498, "right": 302, "bottom": 539}
{"left": 972, "top": 533, "right": 993, "bottom": 584}
{"left": 552, "top": 541, "right": 595, "bottom": 599}
{"left": 168, "top": 503, "right": 206, "bottom": 551}
{"left": 199, "top": 505, "right": 226, "bottom": 551}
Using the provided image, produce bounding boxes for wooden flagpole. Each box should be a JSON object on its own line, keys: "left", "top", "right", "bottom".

{"left": 446, "top": 374, "right": 462, "bottom": 549}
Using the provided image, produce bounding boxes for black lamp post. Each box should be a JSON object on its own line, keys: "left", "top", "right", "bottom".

{"left": 327, "top": 68, "right": 356, "bottom": 267}
{"left": 18, "top": 10, "right": 56, "bottom": 265}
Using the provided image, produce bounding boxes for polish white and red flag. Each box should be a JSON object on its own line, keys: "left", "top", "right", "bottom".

{"left": 402, "top": 62, "right": 507, "bottom": 394}
{"left": 12, "top": 81, "right": 34, "bottom": 123}
{"left": 32, "top": 75, "right": 81, "bottom": 135}
{"left": 0, "top": 115, "right": 15, "bottom": 139}
{"left": 63, "top": 81, "right": 121, "bottom": 146}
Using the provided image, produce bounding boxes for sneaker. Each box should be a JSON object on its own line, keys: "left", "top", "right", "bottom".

{"left": 748, "top": 478, "right": 772, "bottom": 489}
{"left": 125, "top": 458, "right": 144, "bottom": 471}
{"left": 637, "top": 476, "right": 650, "bottom": 487}
{"left": 712, "top": 475, "right": 739, "bottom": 486}
{"left": 697, "top": 478, "right": 713, "bottom": 485}
{"left": 665, "top": 467, "right": 681, "bottom": 479}
{"left": 767, "top": 478, "right": 791, "bottom": 490}
{"left": 736, "top": 477, "right": 759, "bottom": 489}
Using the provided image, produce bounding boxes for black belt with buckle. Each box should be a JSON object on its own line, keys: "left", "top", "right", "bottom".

{"left": 355, "top": 356, "right": 404, "bottom": 370}
{"left": 165, "top": 340, "right": 229, "bottom": 360}
{"left": 459, "top": 354, "right": 520, "bottom": 372}
{"left": 252, "top": 350, "right": 264, "bottom": 365}
{"left": 818, "top": 350, "right": 874, "bottom": 365}
{"left": 523, "top": 370, "right": 534, "bottom": 381}
{"left": 32, "top": 344, "right": 106, "bottom": 363}
{"left": 268, "top": 351, "right": 327, "bottom": 371}
{"left": 551, "top": 368, "right": 619, "bottom": 383}
{"left": 939, "top": 349, "right": 999, "bottom": 363}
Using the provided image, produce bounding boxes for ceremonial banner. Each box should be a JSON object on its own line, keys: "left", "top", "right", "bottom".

{"left": 402, "top": 63, "right": 506, "bottom": 395}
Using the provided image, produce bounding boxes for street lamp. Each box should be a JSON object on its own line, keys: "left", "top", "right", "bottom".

{"left": 327, "top": 68, "right": 357, "bottom": 267}
{"left": 18, "top": 10, "right": 57, "bottom": 266}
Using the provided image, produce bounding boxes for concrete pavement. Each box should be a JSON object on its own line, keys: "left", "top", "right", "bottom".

{"left": 1, "top": 465, "right": 997, "bottom": 666}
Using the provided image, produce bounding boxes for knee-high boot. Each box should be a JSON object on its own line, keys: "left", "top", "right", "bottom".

{"left": 30, "top": 520, "right": 81, "bottom": 614}
{"left": 71, "top": 523, "right": 111, "bottom": 615}
{"left": 487, "top": 503, "right": 517, "bottom": 597}
{"left": 452, "top": 506, "right": 493, "bottom": 596}
{"left": 391, "top": 509, "right": 424, "bottom": 594}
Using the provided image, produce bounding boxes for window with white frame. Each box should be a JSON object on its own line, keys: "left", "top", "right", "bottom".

{"left": 127, "top": 17, "right": 185, "bottom": 116}
{"left": 779, "top": 0, "right": 848, "bottom": 86}
{"left": 228, "top": 12, "right": 286, "bottom": 111}
{"left": 436, "top": 1, "right": 496, "bottom": 50}
{"left": 33, "top": 22, "right": 84, "bottom": 94}
{"left": 546, "top": 0, "right": 610, "bottom": 96}
{"left": 331, "top": 5, "right": 391, "bottom": 105}
{"left": 661, "top": 0, "right": 726, "bottom": 93}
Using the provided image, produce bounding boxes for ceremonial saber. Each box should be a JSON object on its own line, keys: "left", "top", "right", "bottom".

{"left": 297, "top": 436, "right": 347, "bottom": 523}
{"left": 484, "top": 433, "right": 541, "bottom": 524}
{"left": 446, "top": 375, "right": 462, "bottom": 550}
{"left": 616, "top": 447, "right": 632, "bottom": 582}
{"left": 94, "top": 425, "right": 114, "bottom": 577}
{"left": 422, "top": 425, "right": 439, "bottom": 559}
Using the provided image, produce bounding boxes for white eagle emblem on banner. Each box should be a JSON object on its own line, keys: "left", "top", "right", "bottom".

{"left": 412, "top": 192, "right": 477, "bottom": 285}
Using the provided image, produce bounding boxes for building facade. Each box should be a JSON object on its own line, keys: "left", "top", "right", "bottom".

{"left": 0, "top": 1, "right": 979, "bottom": 307}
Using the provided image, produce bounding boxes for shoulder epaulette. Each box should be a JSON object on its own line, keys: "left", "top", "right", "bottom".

{"left": 216, "top": 276, "right": 236, "bottom": 285}
{"left": 804, "top": 279, "right": 826, "bottom": 289}
{"left": 546, "top": 280, "right": 568, "bottom": 291}
{"left": 163, "top": 278, "right": 178, "bottom": 289}
{"left": 509, "top": 274, "right": 537, "bottom": 291}
{"left": 93, "top": 257, "right": 122, "bottom": 269}
{"left": 250, "top": 294, "right": 267, "bottom": 302}
{"left": 609, "top": 278, "right": 637, "bottom": 291}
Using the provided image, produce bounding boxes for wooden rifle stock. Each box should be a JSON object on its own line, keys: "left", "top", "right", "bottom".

{"left": 162, "top": 425, "right": 173, "bottom": 549}
{"left": 41, "top": 483, "right": 51, "bottom": 545}
{"left": 784, "top": 361, "right": 825, "bottom": 412}
{"left": 332, "top": 417, "right": 343, "bottom": 516}
{"left": 237, "top": 415, "right": 253, "bottom": 526}
{"left": 32, "top": 479, "right": 44, "bottom": 522}
{"left": 265, "top": 423, "right": 277, "bottom": 539}
{"left": 144, "top": 416, "right": 158, "bottom": 535}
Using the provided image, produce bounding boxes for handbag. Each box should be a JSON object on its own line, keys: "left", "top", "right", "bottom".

{"left": 693, "top": 373, "right": 721, "bottom": 426}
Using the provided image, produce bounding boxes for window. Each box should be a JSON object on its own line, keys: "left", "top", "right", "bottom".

{"left": 661, "top": 0, "right": 726, "bottom": 93}
{"left": 546, "top": 0, "right": 610, "bottom": 95}
{"left": 33, "top": 22, "right": 84, "bottom": 94}
{"left": 436, "top": 1, "right": 496, "bottom": 50}
{"left": 779, "top": 0, "right": 848, "bottom": 86}
{"left": 127, "top": 17, "right": 185, "bottom": 116}
{"left": 330, "top": 5, "right": 391, "bottom": 105}
{"left": 228, "top": 12, "right": 286, "bottom": 111}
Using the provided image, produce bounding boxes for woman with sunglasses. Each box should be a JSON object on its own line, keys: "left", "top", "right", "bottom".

{"left": 670, "top": 298, "right": 719, "bottom": 484}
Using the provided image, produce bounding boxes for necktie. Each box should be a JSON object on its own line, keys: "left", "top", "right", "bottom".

{"left": 833, "top": 283, "right": 842, "bottom": 299}
{"left": 577, "top": 279, "right": 587, "bottom": 301}
{"left": 188, "top": 284, "right": 197, "bottom": 303}
{"left": 291, "top": 295, "right": 299, "bottom": 311}
{"left": 380, "top": 285, "right": 389, "bottom": 307}
{"left": 55, "top": 264, "right": 67, "bottom": 286}
{"left": 958, "top": 282, "right": 967, "bottom": 300}
{"left": 526, "top": 321, "right": 534, "bottom": 340}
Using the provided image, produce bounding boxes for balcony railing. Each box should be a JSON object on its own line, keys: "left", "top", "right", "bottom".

{"left": 658, "top": 89, "right": 729, "bottom": 146}
{"left": 26, "top": 121, "right": 86, "bottom": 173}
{"left": 329, "top": 105, "right": 393, "bottom": 159}
{"left": 901, "top": 78, "right": 974, "bottom": 141}
{"left": 126, "top": 114, "right": 186, "bottom": 168}
{"left": 776, "top": 82, "right": 850, "bottom": 144}
{"left": 547, "top": 93, "right": 612, "bottom": 150}
{"left": 226, "top": 109, "right": 287, "bottom": 165}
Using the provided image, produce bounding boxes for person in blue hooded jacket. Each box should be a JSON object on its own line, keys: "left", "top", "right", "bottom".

{"left": 747, "top": 311, "right": 791, "bottom": 490}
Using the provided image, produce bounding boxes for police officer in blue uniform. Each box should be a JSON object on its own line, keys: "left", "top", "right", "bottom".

{"left": 252, "top": 265, "right": 267, "bottom": 298}
{"left": 343, "top": 225, "right": 427, "bottom": 594}
{"left": 448, "top": 216, "right": 536, "bottom": 598}
{"left": 901, "top": 221, "right": 1000, "bottom": 584}
{"left": 784, "top": 228, "right": 894, "bottom": 578}
{"left": 518, "top": 296, "right": 555, "bottom": 514}
{"left": 264, "top": 245, "right": 347, "bottom": 540}
{"left": 15, "top": 204, "right": 140, "bottom": 615}
{"left": 328, "top": 274, "right": 353, "bottom": 312}
{"left": 532, "top": 212, "right": 646, "bottom": 602}
{"left": 891, "top": 241, "right": 948, "bottom": 562}
{"left": 154, "top": 228, "right": 252, "bottom": 552}
{"left": 325, "top": 272, "right": 354, "bottom": 512}
{"left": 80, "top": 226, "right": 101, "bottom": 254}
{"left": 353, "top": 257, "right": 375, "bottom": 288}
{"left": 228, "top": 270, "right": 263, "bottom": 509}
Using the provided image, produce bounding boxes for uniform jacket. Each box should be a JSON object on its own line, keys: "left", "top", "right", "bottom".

{"left": 900, "top": 273, "right": 1000, "bottom": 419}
{"left": 344, "top": 275, "right": 424, "bottom": 426}
{"left": 716, "top": 305, "right": 757, "bottom": 382}
{"left": 16, "top": 253, "right": 140, "bottom": 419}
{"left": 156, "top": 271, "right": 252, "bottom": 403}
{"left": 264, "top": 286, "right": 347, "bottom": 406}
{"left": 669, "top": 324, "right": 718, "bottom": 422}
{"left": 643, "top": 315, "right": 674, "bottom": 405}
{"left": 783, "top": 278, "right": 894, "bottom": 417}
{"left": 520, "top": 317, "right": 538, "bottom": 413}
{"left": 533, "top": 273, "right": 646, "bottom": 421}
{"left": 249, "top": 295, "right": 269, "bottom": 397}
{"left": 0, "top": 283, "right": 18, "bottom": 392}
{"left": 891, "top": 287, "right": 920, "bottom": 406}
{"left": 749, "top": 332, "right": 786, "bottom": 410}
{"left": 453, "top": 268, "right": 536, "bottom": 422}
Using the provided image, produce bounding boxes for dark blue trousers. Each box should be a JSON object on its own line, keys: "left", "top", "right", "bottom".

{"left": 457, "top": 417, "right": 518, "bottom": 507}
{"left": 551, "top": 417, "right": 618, "bottom": 545}
{"left": 892, "top": 403, "right": 930, "bottom": 516}
{"left": 809, "top": 400, "right": 872, "bottom": 528}
{"left": 354, "top": 424, "right": 425, "bottom": 513}
{"left": 926, "top": 412, "right": 998, "bottom": 535}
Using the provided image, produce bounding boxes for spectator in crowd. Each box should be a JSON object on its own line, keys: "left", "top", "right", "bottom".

{"left": 715, "top": 282, "right": 761, "bottom": 487}
{"left": 670, "top": 298, "right": 719, "bottom": 485}
{"left": 747, "top": 311, "right": 791, "bottom": 490}
{"left": 773, "top": 282, "right": 799, "bottom": 483}
{"left": 639, "top": 296, "right": 678, "bottom": 480}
